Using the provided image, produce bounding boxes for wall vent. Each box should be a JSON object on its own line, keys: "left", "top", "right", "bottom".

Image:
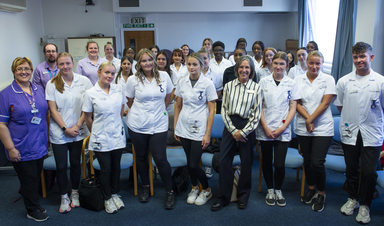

{"left": 119, "top": 0, "right": 139, "bottom": 7}
{"left": 244, "top": 0, "right": 262, "bottom": 7}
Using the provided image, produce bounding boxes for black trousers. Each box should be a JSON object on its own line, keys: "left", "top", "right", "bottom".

{"left": 52, "top": 140, "right": 83, "bottom": 195}
{"left": 128, "top": 128, "right": 172, "bottom": 192}
{"left": 342, "top": 131, "right": 381, "bottom": 207}
{"left": 216, "top": 115, "right": 256, "bottom": 205}
{"left": 94, "top": 148, "right": 123, "bottom": 200}
{"left": 180, "top": 137, "right": 208, "bottom": 189}
{"left": 12, "top": 157, "right": 44, "bottom": 213}
{"left": 260, "top": 140, "right": 289, "bottom": 190}
{"left": 297, "top": 135, "right": 332, "bottom": 192}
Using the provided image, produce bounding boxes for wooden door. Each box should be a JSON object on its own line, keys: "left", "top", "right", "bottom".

{"left": 124, "top": 31, "right": 155, "bottom": 57}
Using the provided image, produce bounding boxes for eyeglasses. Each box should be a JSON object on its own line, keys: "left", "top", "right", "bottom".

{"left": 45, "top": 50, "right": 56, "bottom": 54}
{"left": 15, "top": 67, "right": 32, "bottom": 72}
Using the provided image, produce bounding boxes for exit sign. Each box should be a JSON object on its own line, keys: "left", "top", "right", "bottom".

{"left": 123, "top": 23, "right": 155, "bottom": 28}
{"left": 131, "top": 17, "right": 146, "bottom": 24}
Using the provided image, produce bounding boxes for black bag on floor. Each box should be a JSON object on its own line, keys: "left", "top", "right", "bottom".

{"left": 172, "top": 166, "right": 189, "bottom": 196}
{"left": 79, "top": 175, "right": 104, "bottom": 211}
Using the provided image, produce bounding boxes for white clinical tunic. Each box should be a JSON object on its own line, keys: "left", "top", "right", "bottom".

{"left": 114, "top": 75, "right": 131, "bottom": 111}
{"left": 82, "top": 82, "right": 126, "bottom": 152}
{"left": 132, "top": 60, "right": 137, "bottom": 75}
{"left": 334, "top": 70, "right": 384, "bottom": 147}
{"left": 103, "top": 56, "right": 121, "bottom": 74}
{"left": 125, "top": 71, "right": 173, "bottom": 134}
{"left": 256, "top": 67, "right": 273, "bottom": 82}
{"left": 294, "top": 72, "right": 336, "bottom": 137}
{"left": 256, "top": 75, "right": 301, "bottom": 141}
{"left": 202, "top": 67, "right": 223, "bottom": 92}
{"left": 174, "top": 74, "right": 218, "bottom": 141}
{"left": 288, "top": 64, "right": 307, "bottom": 80}
{"left": 252, "top": 57, "right": 262, "bottom": 70}
{"left": 209, "top": 58, "right": 232, "bottom": 78}
{"left": 170, "top": 63, "right": 187, "bottom": 86}
{"left": 46, "top": 73, "right": 93, "bottom": 144}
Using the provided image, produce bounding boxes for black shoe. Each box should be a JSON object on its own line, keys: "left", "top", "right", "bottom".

{"left": 238, "top": 201, "right": 248, "bottom": 209}
{"left": 301, "top": 189, "right": 317, "bottom": 204}
{"left": 139, "top": 186, "right": 150, "bottom": 203}
{"left": 164, "top": 192, "right": 175, "bottom": 210}
{"left": 38, "top": 206, "right": 46, "bottom": 213}
{"left": 312, "top": 194, "right": 326, "bottom": 212}
{"left": 27, "top": 210, "right": 49, "bottom": 222}
{"left": 211, "top": 202, "right": 224, "bottom": 211}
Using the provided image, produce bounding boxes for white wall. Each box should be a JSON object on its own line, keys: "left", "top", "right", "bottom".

{"left": 41, "top": 0, "right": 115, "bottom": 43}
{"left": 0, "top": 0, "right": 44, "bottom": 90}
{"left": 355, "top": 0, "right": 376, "bottom": 46}
{"left": 115, "top": 12, "right": 299, "bottom": 57}
{"left": 112, "top": 0, "right": 298, "bottom": 13}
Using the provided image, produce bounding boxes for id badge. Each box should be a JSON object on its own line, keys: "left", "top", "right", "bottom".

{"left": 189, "top": 125, "right": 199, "bottom": 133}
{"left": 342, "top": 128, "right": 352, "bottom": 138}
{"left": 31, "top": 116, "right": 41, "bottom": 125}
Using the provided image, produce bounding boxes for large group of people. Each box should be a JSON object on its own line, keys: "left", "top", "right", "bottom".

{"left": 0, "top": 39, "right": 383, "bottom": 225}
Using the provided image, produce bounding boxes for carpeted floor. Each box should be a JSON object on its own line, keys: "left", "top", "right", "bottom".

{"left": 1, "top": 152, "right": 383, "bottom": 226}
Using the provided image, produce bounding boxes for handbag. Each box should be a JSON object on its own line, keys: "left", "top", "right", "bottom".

{"left": 79, "top": 174, "right": 104, "bottom": 211}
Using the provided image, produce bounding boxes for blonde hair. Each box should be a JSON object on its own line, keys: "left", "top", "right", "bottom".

{"left": 12, "top": 57, "right": 33, "bottom": 73}
{"left": 135, "top": 48, "right": 161, "bottom": 85}
{"left": 104, "top": 42, "right": 114, "bottom": 51}
{"left": 51, "top": 52, "right": 74, "bottom": 94}
{"left": 98, "top": 61, "right": 116, "bottom": 74}
{"left": 307, "top": 50, "right": 324, "bottom": 63}
{"left": 187, "top": 52, "right": 204, "bottom": 68}
{"left": 202, "top": 38, "right": 214, "bottom": 58}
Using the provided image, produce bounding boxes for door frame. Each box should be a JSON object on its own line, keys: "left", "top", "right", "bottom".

{"left": 120, "top": 28, "right": 157, "bottom": 54}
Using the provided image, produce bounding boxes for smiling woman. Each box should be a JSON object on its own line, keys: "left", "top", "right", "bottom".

{"left": 0, "top": 57, "right": 49, "bottom": 222}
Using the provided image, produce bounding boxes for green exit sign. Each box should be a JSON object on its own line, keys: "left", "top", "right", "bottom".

{"left": 131, "top": 17, "right": 146, "bottom": 24}
{"left": 123, "top": 23, "right": 155, "bottom": 28}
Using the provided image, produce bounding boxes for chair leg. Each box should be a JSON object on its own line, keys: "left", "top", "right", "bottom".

{"left": 132, "top": 146, "right": 138, "bottom": 196}
{"left": 41, "top": 170, "right": 46, "bottom": 198}
{"left": 258, "top": 148, "right": 262, "bottom": 192}
{"left": 149, "top": 151, "right": 154, "bottom": 196}
{"left": 89, "top": 150, "right": 95, "bottom": 175}
{"left": 301, "top": 165, "right": 306, "bottom": 197}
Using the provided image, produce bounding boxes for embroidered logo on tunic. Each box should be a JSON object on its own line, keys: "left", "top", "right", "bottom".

{"left": 10, "top": 105, "right": 14, "bottom": 112}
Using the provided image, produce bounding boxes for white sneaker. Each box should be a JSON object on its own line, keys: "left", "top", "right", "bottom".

{"left": 187, "top": 188, "right": 199, "bottom": 204}
{"left": 340, "top": 198, "right": 359, "bottom": 216}
{"left": 266, "top": 189, "right": 275, "bottom": 206}
{"left": 105, "top": 198, "right": 118, "bottom": 214}
{"left": 356, "top": 205, "right": 370, "bottom": 224}
{"left": 59, "top": 194, "right": 71, "bottom": 213}
{"left": 194, "top": 189, "right": 212, "bottom": 206}
{"left": 70, "top": 190, "right": 80, "bottom": 208}
{"left": 205, "top": 166, "right": 213, "bottom": 179}
{"left": 112, "top": 194, "right": 124, "bottom": 210}
{"left": 275, "top": 190, "right": 286, "bottom": 207}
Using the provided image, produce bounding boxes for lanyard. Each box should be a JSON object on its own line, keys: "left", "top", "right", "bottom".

{"left": 23, "top": 87, "right": 38, "bottom": 114}
{"left": 47, "top": 69, "right": 57, "bottom": 79}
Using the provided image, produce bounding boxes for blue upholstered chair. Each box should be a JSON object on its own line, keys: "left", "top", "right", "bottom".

{"left": 377, "top": 171, "right": 384, "bottom": 189}
{"left": 324, "top": 117, "right": 346, "bottom": 173}
{"left": 258, "top": 117, "right": 305, "bottom": 197}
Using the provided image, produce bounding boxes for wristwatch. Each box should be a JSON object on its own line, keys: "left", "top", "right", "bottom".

{"left": 62, "top": 126, "right": 67, "bottom": 131}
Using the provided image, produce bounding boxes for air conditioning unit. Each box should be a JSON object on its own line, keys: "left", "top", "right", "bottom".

{"left": 0, "top": 0, "right": 26, "bottom": 13}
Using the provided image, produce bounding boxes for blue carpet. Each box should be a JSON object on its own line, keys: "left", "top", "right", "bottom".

{"left": 1, "top": 152, "right": 383, "bottom": 226}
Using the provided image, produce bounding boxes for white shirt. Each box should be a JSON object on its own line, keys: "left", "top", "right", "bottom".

{"left": 288, "top": 64, "right": 307, "bottom": 80}
{"left": 103, "top": 56, "right": 121, "bottom": 73}
{"left": 125, "top": 71, "right": 173, "bottom": 134}
{"left": 202, "top": 67, "right": 223, "bottom": 91}
{"left": 294, "top": 72, "right": 336, "bottom": 136}
{"left": 252, "top": 57, "right": 262, "bottom": 70}
{"left": 132, "top": 60, "right": 137, "bottom": 75}
{"left": 46, "top": 73, "right": 93, "bottom": 144}
{"left": 256, "top": 67, "right": 273, "bottom": 82}
{"left": 170, "top": 63, "right": 187, "bottom": 86}
{"left": 334, "top": 70, "right": 384, "bottom": 146}
{"left": 114, "top": 75, "right": 131, "bottom": 111}
{"left": 209, "top": 58, "right": 232, "bottom": 78}
{"left": 82, "top": 83, "right": 126, "bottom": 152}
{"left": 256, "top": 75, "right": 301, "bottom": 141}
{"left": 175, "top": 75, "right": 218, "bottom": 141}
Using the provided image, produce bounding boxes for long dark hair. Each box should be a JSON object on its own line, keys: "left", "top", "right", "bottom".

{"left": 115, "top": 56, "right": 133, "bottom": 84}
{"left": 156, "top": 51, "right": 171, "bottom": 77}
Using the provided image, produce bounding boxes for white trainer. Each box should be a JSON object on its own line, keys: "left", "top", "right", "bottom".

{"left": 112, "top": 194, "right": 125, "bottom": 210}
{"left": 187, "top": 188, "right": 199, "bottom": 204}
{"left": 70, "top": 190, "right": 80, "bottom": 208}
{"left": 194, "top": 189, "right": 212, "bottom": 206}
{"left": 275, "top": 190, "right": 286, "bottom": 207}
{"left": 266, "top": 189, "right": 275, "bottom": 206}
{"left": 340, "top": 198, "right": 359, "bottom": 216}
{"left": 356, "top": 205, "right": 370, "bottom": 224}
{"left": 59, "top": 194, "right": 71, "bottom": 213}
{"left": 105, "top": 198, "right": 118, "bottom": 214}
